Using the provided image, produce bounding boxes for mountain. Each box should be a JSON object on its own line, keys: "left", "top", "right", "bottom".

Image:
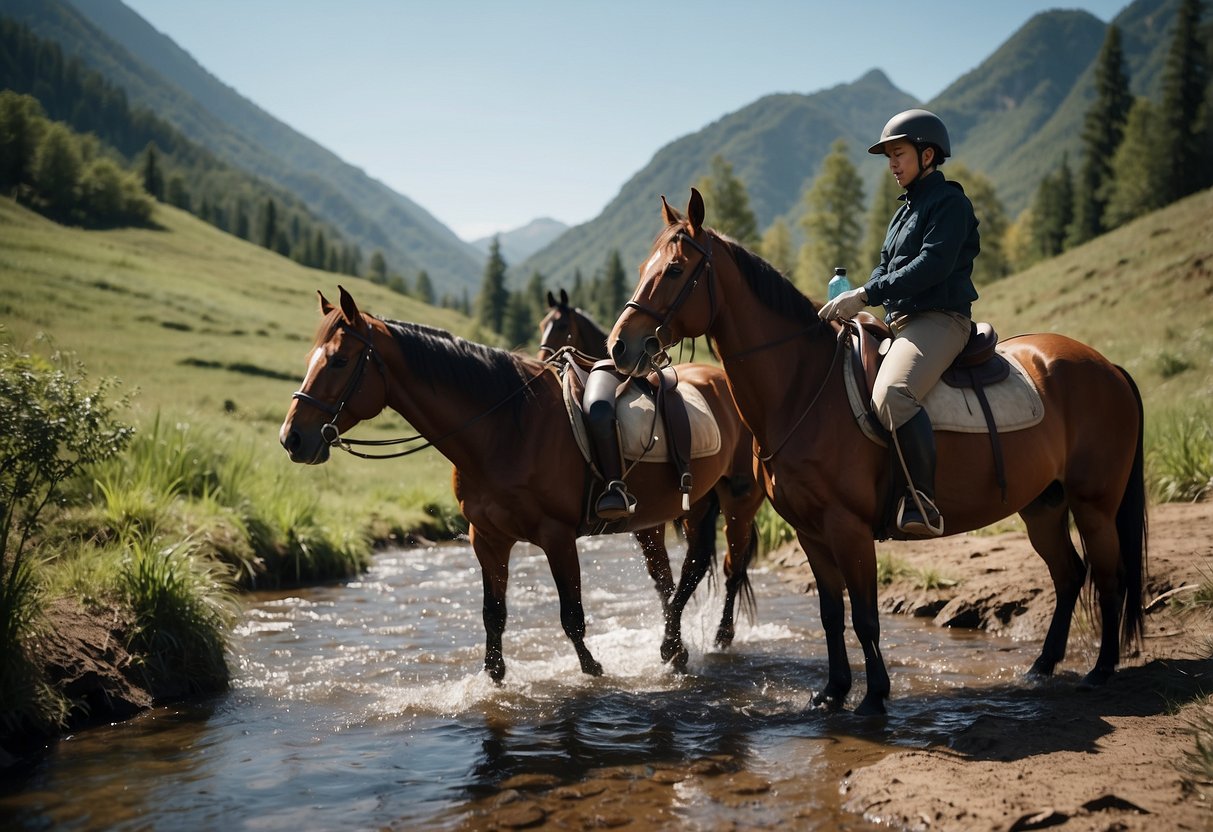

{"left": 3, "top": 0, "right": 485, "bottom": 295}
{"left": 522, "top": 0, "right": 1198, "bottom": 288}
{"left": 471, "top": 218, "right": 569, "bottom": 265}
{"left": 518, "top": 69, "right": 917, "bottom": 287}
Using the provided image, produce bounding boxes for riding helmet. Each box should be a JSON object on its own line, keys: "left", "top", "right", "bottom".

{"left": 868, "top": 109, "right": 951, "bottom": 158}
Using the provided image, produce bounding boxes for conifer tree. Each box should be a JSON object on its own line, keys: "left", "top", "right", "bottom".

{"left": 167, "top": 175, "right": 190, "bottom": 211}
{"left": 861, "top": 172, "right": 902, "bottom": 273}
{"left": 601, "top": 250, "right": 627, "bottom": 322}
{"left": 141, "top": 141, "right": 163, "bottom": 201}
{"left": 415, "top": 270, "right": 434, "bottom": 305}
{"left": 570, "top": 269, "right": 587, "bottom": 309}
{"left": 477, "top": 237, "right": 509, "bottom": 334}
{"left": 1103, "top": 98, "right": 1169, "bottom": 228}
{"left": 31, "top": 121, "right": 80, "bottom": 217}
{"left": 504, "top": 291, "right": 533, "bottom": 348}
{"left": 1158, "top": 0, "right": 1210, "bottom": 202}
{"left": 368, "top": 251, "right": 387, "bottom": 283}
{"left": 1069, "top": 24, "right": 1131, "bottom": 246}
{"left": 0, "top": 91, "right": 46, "bottom": 189}
{"left": 696, "top": 154, "right": 759, "bottom": 248}
{"left": 524, "top": 269, "right": 546, "bottom": 322}
{"left": 258, "top": 197, "right": 278, "bottom": 249}
{"left": 759, "top": 218, "right": 795, "bottom": 277}
{"left": 947, "top": 163, "right": 1010, "bottom": 285}
{"left": 1028, "top": 155, "right": 1073, "bottom": 259}
{"left": 797, "top": 139, "right": 864, "bottom": 296}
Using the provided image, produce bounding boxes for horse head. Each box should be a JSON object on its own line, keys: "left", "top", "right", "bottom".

{"left": 279, "top": 285, "right": 389, "bottom": 464}
{"left": 538, "top": 287, "right": 575, "bottom": 359}
{"left": 609, "top": 189, "right": 716, "bottom": 377}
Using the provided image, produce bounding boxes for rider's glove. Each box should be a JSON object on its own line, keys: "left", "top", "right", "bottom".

{"left": 817, "top": 287, "right": 868, "bottom": 322}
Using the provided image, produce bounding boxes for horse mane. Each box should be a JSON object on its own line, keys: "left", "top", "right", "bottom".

{"left": 379, "top": 318, "right": 541, "bottom": 414}
{"left": 571, "top": 307, "right": 607, "bottom": 339}
{"left": 713, "top": 234, "right": 822, "bottom": 329}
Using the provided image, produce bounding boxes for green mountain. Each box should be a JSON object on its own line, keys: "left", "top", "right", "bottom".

{"left": 3, "top": 0, "right": 485, "bottom": 294}
{"left": 521, "top": 0, "right": 1200, "bottom": 288}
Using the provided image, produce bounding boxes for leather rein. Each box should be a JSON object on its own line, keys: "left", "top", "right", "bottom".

{"left": 291, "top": 320, "right": 547, "bottom": 460}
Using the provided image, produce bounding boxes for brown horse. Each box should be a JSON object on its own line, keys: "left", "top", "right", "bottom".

{"left": 280, "top": 286, "right": 765, "bottom": 679}
{"left": 538, "top": 287, "right": 763, "bottom": 649}
{"left": 608, "top": 190, "right": 1147, "bottom": 715}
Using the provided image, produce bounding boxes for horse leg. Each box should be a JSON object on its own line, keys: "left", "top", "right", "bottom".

{"left": 540, "top": 535, "right": 603, "bottom": 677}
{"left": 1070, "top": 499, "right": 1128, "bottom": 688}
{"left": 634, "top": 524, "right": 674, "bottom": 613}
{"left": 470, "top": 527, "right": 510, "bottom": 683}
{"left": 1020, "top": 493, "right": 1086, "bottom": 678}
{"left": 716, "top": 507, "right": 759, "bottom": 650}
{"left": 840, "top": 540, "right": 890, "bottom": 716}
{"left": 662, "top": 498, "right": 719, "bottom": 671}
{"left": 801, "top": 535, "right": 852, "bottom": 710}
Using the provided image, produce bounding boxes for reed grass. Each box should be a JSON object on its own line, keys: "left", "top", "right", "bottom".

{"left": 1147, "top": 405, "right": 1213, "bottom": 503}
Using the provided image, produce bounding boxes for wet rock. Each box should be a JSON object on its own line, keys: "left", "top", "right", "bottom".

{"left": 493, "top": 802, "right": 547, "bottom": 829}
{"left": 498, "top": 773, "right": 562, "bottom": 791}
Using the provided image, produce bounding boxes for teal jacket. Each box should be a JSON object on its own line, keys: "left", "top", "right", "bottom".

{"left": 863, "top": 170, "right": 980, "bottom": 320}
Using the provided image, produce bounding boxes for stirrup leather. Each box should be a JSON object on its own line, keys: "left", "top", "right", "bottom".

{"left": 896, "top": 490, "right": 944, "bottom": 537}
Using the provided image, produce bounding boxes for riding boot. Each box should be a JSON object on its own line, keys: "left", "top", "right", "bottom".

{"left": 587, "top": 416, "right": 636, "bottom": 520}
{"left": 894, "top": 409, "right": 944, "bottom": 537}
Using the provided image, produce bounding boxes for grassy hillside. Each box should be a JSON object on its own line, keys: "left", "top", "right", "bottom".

{"left": 0, "top": 198, "right": 477, "bottom": 527}
{"left": 974, "top": 186, "right": 1213, "bottom": 417}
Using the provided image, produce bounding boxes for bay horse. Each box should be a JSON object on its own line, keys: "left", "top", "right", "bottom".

{"left": 537, "top": 287, "right": 763, "bottom": 650}
{"left": 608, "top": 189, "right": 1147, "bottom": 714}
{"left": 279, "top": 286, "right": 764, "bottom": 680}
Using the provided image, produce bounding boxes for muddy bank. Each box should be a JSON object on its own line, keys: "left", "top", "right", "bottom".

{"left": 768, "top": 501, "right": 1213, "bottom": 831}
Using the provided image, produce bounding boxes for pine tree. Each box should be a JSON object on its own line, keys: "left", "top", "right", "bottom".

{"left": 477, "top": 237, "right": 509, "bottom": 334}
{"left": 524, "top": 269, "right": 546, "bottom": 322}
{"left": 601, "top": 250, "right": 627, "bottom": 322}
{"left": 258, "top": 197, "right": 278, "bottom": 249}
{"left": 141, "top": 141, "right": 163, "bottom": 201}
{"left": 167, "top": 175, "right": 190, "bottom": 211}
{"left": 947, "top": 163, "right": 1010, "bottom": 285}
{"left": 368, "top": 250, "right": 387, "bottom": 283}
{"left": 414, "top": 270, "right": 434, "bottom": 305}
{"left": 1069, "top": 24, "right": 1131, "bottom": 246}
{"left": 696, "top": 154, "right": 759, "bottom": 248}
{"left": 0, "top": 91, "right": 46, "bottom": 189}
{"left": 1028, "top": 155, "right": 1073, "bottom": 259}
{"left": 797, "top": 139, "right": 864, "bottom": 296}
{"left": 1158, "top": 0, "right": 1210, "bottom": 202}
{"left": 861, "top": 172, "right": 902, "bottom": 274}
{"left": 31, "top": 121, "right": 80, "bottom": 217}
{"left": 759, "top": 218, "right": 795, "bottom": 277}
{"left": 504, "top": 291, "right": 533, "bottom": 348}
{"left": 1104, "top": 98, "right": 1169, "bottom": 228}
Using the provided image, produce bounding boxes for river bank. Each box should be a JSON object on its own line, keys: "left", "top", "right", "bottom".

{"left": 764, "top": 500, "right": 1213, "bottom": 831}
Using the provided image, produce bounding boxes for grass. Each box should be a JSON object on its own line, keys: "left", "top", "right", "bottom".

{"left": 1147, "top": 404, "right": 1213, "bottom": 503}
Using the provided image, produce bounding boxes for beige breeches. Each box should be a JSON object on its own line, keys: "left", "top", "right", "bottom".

{"left": 871, "top": 310, "right": 971, "bottom": 431}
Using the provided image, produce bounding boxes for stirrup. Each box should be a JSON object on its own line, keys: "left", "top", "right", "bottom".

{"left": 896, "top": 490, "right": 944, "bottom": 537}
{"left": 596, "top": 480, "right": 637, "bottom": 520}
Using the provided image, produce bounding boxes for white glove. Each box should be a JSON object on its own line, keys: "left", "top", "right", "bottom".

{"left": 818, "top": 287, "right": 868, "bottom": 321}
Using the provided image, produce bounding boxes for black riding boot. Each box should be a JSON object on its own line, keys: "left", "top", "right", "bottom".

{"left": 895, "top": 409, "right": 944, "bottom": 537}
{"left": 584, "top": 371, "right": 636, "bottom": 521}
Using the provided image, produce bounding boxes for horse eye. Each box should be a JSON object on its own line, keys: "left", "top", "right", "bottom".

{"left": 666, "top": 263, "right": 684, "bottom": 278}
{"left": 329, "top": 356, "right": 349, "bottom": 369}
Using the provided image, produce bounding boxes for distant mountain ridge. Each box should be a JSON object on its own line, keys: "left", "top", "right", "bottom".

{"left": 4, "top": 0, "right": 485, "bottom": 294}
{"left": 472, "top": 218, "right": 569, "bottom": 265}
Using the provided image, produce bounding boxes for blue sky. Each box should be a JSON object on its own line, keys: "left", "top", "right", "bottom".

{"left": 123, "top": 1, "right": 1128, "bottom": 241}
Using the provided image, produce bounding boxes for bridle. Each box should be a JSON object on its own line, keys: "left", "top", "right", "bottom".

{"left": 291, "top": 318, "right": 549, "bottom": 460}
{"left": 619, "top": 230, "right": 717, "bottom": 373}
{"left": 537, "top": 306, "right": 576, "bottom": 360}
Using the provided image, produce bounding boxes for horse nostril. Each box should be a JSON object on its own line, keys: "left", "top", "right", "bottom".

{"left": 282, "top": 429, "right": 300, "bottom": 453}
{"left": 610, "top": 339, "right": 627, "bottom": 363}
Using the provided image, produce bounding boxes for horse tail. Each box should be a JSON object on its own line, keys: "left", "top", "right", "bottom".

{"left": 1115, "top": 365, "right": 1148, "bottom": 650}
{"left": 690, "top": 488, "right": 721, "bottom": 593}
{"left": 737, "top": 520, "right": 759, "bottom": 625}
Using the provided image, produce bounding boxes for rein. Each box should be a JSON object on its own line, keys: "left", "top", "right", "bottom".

{"left": 291, "top": 321, "right": 550, "bottom": 460}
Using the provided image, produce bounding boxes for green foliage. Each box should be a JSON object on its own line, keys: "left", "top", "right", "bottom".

{"left": 119, "top": 537, "right": 236, "bottom": 695}
{"left": 1159, "top": 0, "right": 1211, "bottom": 203}
{"left": 753, "top": 503, "right": 794, "bottom": 556}
{"left": 758, "top": 217, "right": 795, "bottom": 278}
{"left": 1104, "top": 98, "right": 1170, "bottom": 229}
{"left": 696, "top": 155, "right": 760, "bottom": 249}
{"left": 1147, "top": 406, "right": 1213, "bottom": 503}
{"left": 861, "top": 172, "right": 902, "bottom": 276}
{"left": 797, "top": 139, "right": 865, "bottom": 295}
{"left": 947, "top": 163, "right": 1011, "bottom": 285}
{"left": 477, "top": 237, "right": 508, "bottom": 335}
{"left": 1028, "top": 154, "right": 1074, "bottom": 262}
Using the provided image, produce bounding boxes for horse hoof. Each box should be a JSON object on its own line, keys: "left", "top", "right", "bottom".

{"left": 812, "top": 689, "right": 846, "bottom": 712}
{"left": 582, "top": 658, "right": 604, "bottom": 677}
{"left": 714, "top": 628, "right": 735, "bottom": 649}
{"left": 660, "top": 639, "right": 684, "bottom": 664}
{"left": 854, "top": 695, "right": 888, "bottom": 717}
{"left": 486, "top": 663, "right": 506, "bottom": 684}
{"left": 1077, "top": 667, "right": 1113, "bottom": 691}
{"left": 670, "top": 648, "right": 689, "bottom": 673}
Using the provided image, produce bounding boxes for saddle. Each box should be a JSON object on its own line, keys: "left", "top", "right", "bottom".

{"left": 551, "top": 350, "right": 718, "bottom": 535}
{"left": 843, "top": 312, "right": 1036, "bottom": 518}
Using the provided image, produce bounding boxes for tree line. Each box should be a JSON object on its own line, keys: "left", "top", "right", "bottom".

{"left": 0, "top": 18, "right": 372, "bottom": 281}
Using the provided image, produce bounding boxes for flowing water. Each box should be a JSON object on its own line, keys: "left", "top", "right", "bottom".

{"left": 0, "top": 534, "right": 1051, "bottom": 830}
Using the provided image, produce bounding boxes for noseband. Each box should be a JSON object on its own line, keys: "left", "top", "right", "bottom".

{"left": 291, "top": 321, "right": 383, "bottom": 445}
{"left": 622, "top": 231, "right": 716, "bottom": 369}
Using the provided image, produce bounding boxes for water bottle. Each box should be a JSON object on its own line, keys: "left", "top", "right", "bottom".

{"left": 827, "top": 267, "right": 851, "bottom": 300}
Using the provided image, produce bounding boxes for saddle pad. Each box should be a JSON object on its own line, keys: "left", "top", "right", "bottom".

{"left": 844, "top": 348, "right": 1044, "bottom": 446}
{"left": 563, "top": 372, "right": 722, "bottom": 465}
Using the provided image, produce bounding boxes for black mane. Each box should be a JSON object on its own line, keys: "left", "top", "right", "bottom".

{"left": 381, "top": 318, "right": 540, "bottom": 414}
{"left": 715, "top": 234, "right": 822, "bottom": 328}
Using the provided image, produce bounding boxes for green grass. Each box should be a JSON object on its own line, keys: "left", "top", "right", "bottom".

{"left": 1147, "top": 405, "right": 1213, "bottom": 504}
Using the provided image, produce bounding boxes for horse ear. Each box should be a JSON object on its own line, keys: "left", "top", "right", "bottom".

{"left": 687, "top": 188, "right": 705, "bottom": 234}
{"left": 559, "top": 288, "right": 569, "bottom": 306}
{"left": 660, "top": 194, "right": 681, "bottom": 226}
{"left": 337, "top": 284, "right": 361, "bottom": 326}
{"left": 318, "top": 291, "right": 334, "bottom": 316}
{"left": 547, "top": 290, "right": 557, "bottom": 308}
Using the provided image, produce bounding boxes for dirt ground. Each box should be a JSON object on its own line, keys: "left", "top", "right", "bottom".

{"left": 762, "top": 500, "right": 1213, "bottom": 832}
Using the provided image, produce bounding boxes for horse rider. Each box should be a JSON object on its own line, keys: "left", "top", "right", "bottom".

{"left": 817, "top": 108, "right": 980, "bottom": 537}
{"left": 583, "top": 362, "right": 637, "bottom": 520}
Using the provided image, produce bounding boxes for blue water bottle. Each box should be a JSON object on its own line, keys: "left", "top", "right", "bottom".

{"left": 827, "top": 267, "right": 851, "bottom": 300}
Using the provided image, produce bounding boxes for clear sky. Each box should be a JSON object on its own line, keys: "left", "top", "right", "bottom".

{"left": 122, "top": 1, "right": 1128, "bottom": 242}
